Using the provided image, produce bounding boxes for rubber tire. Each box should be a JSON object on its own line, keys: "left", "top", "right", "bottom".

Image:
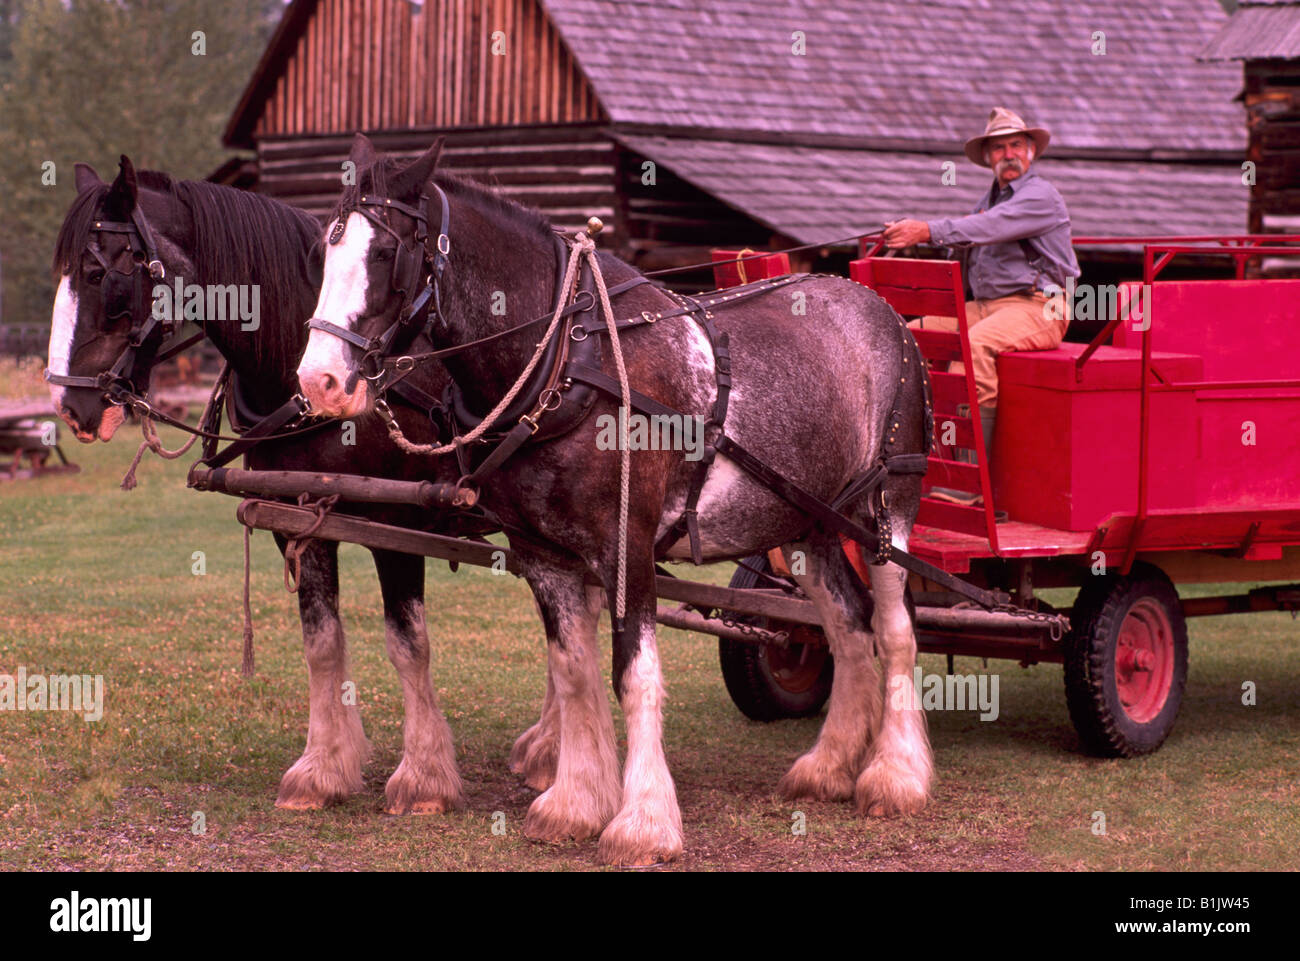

{"left": 1064, "top": 562, "right": 1188, "bottom": 757}
{"left": 717, "top": 555, "right": 834, "bottom": 721}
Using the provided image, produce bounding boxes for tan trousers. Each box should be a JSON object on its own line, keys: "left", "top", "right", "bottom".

{"left": 907, "top": 291, "right": 1068, "bottom": 407}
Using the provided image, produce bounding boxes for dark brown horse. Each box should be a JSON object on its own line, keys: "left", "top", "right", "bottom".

{"left": 47, "top": 158, "right": 565, "bottom": 816}
{"left": 297, "top": 135, "right": 933, "bottom": 865}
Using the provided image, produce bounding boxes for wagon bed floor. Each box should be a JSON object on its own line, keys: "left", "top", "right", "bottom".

{"left": 910, "top": 521, "right": 1091, "bottom": 573}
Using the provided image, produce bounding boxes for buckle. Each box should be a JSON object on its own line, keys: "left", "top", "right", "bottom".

{"left": 519, "top": 413, "right": 541, "bottom": 435}
{"left": 538, "top": 388, "right": 563, "bottom": 412}
{"left": 436, "top": 234, "right": 450, "bottom": 256}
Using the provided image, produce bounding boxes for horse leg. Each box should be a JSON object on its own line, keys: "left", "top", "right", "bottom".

{"left": 371, "top": 548, "right": 463, "bottom": 815}
{"left": 857, "top": 538, "right": 932, "bottom": 816}
{"left": 597, "top": 549, "right": 683, "bottom": 866}
{"left": 509, "top": 637, "right": 560, "bottom": 792}
{"left": 275, "top": 536, "right": 370, "bottom": 809}
{"left": 777, "top": 532, "right": 880, "bottom": 802}
{"left": 518, "top": 555, "right": 621, "bottom": 840}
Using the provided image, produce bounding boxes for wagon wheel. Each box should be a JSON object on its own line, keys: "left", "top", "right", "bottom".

{"left": 717, "top": 555, "right": 834, "bottom": 721}
{"left": 1064, "top": 562, "right": 1188, "bottom": 757}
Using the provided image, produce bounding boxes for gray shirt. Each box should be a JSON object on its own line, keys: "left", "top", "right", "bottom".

{"left": 927, "top": 169, "right": 1081, "bottom": 301}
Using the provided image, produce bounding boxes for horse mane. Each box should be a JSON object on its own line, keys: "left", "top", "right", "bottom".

{"left": 333, "top": 155, "right": 553, "bottom": 243}
{"left": 53, "top": 169, "right": 323, "bottom": 382}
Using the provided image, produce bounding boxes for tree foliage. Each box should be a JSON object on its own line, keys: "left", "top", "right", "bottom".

{"left": 0, "top": 0, "right": 280, "bottom": 327}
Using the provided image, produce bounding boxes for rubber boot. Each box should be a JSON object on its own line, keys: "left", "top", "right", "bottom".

{"left": 979, "top": 405, "right": 1008, "bottom": 522}
{"left": 930, "top": 403, "right": 982, "bottom": 505}
{"left": 979, "top": 405, "right": 996, "bottom": 465}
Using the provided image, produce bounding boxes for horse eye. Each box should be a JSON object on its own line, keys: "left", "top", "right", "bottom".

{"left": 85, "top": 268, "right": 106, "bottom": 286}
{"left": 375, "top": 246, "right": 396, "bottom": 262}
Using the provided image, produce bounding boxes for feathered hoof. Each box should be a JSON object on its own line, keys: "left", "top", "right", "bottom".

{"left": 854, "top": 756, "right": 931, "bottom": 817}
{"left": 275, "top": 751, "right": 364, "bottom": 810}
{"left": 596, "top": 805, "right": 684, "bottom": 867}
{"left": 511, "top": 726, "right": 559, "bottom": 792}
{"left": 383, "top": 757, "right": 464, "bottom": 816}
{"left": 778, "top": 750, "right": 856, "bottom": 802}
{"left": 523, "top": 783, "right": 618, "bottom": 842}
{"left": 509, "top": 720, "right": 544, "bottom": 773}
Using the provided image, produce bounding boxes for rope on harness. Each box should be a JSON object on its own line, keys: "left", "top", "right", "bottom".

{"left": 120, "top": 412, "right": 200, "bottom": 490}
{"left": 120, "top": 381, "right": 232, "bottom": 490}
{"left": 242, "top": 524, "right": 255, "bottom": 677}
{"left": 589, "top": 234, "right": 634, "bottom": 627}
{"left": 379, "top": 232, "right": 590, "bottom": 457}
{"left": 282, "top": 493, "right": 342, "bottom": 592}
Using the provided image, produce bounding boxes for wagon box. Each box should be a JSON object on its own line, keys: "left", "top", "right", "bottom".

{"left": 994, "top": 343, "right": 1203, "bottom": 530}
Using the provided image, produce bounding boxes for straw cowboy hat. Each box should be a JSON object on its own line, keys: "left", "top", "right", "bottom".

{"left": 964, "top": 107, "right": 1051, "bottom": 167}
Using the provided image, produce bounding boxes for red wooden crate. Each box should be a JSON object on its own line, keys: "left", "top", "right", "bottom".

{"left": 994, "top": 344, "right": 1203, "bottom": 530}
{"left": 711, "top": 250, "right": 791, "bottom": 289}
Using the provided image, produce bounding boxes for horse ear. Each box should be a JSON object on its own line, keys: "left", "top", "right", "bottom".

{"left": 348, "top": 132, "right": 377, "bottom": 168}
{"left": 74, "top": 163, "right": 103, "bottom": 194}
{"left": 395, "top": 137, "right": 445, "bottom": 194}
{"left": 105, "top": 155, "right": 139, "bottom": 217}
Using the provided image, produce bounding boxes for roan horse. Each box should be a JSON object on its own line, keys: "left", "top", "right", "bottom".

{"left": 297, "top": 134, "right": 934, "bottom": 865}
{"left": 46, "top": 157, "right": 567, "bottom": 815}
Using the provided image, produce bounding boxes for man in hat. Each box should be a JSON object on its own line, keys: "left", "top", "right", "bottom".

{"left": 883, "top": 107, "right": 1079, "bottom": 502}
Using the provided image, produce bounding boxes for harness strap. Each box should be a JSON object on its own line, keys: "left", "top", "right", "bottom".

{"left": 202, "top": 394, "right": 314, "bottom": 469}
{"left": 569, "top": 362, "right": 1004, "bottom": 610}
{"left": 712, "top": 434, "right": 1005, "bottom": 609}
{"left": 570, "top": 275, "right": 801, "bottom": 340}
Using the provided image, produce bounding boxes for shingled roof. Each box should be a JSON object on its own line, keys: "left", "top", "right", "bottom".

{"left": 1201, "top": 0, "right": 1300, "bottom": 61}
{"left": 616, "top": 134, "right": 1249, "bottom": 243}
{"left": 540, "top": 0, "right": 1242, "bottom": 157}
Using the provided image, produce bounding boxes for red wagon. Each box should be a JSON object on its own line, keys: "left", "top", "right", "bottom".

{"left": 715, "top": 236, "right": 1300, "bottom": 757}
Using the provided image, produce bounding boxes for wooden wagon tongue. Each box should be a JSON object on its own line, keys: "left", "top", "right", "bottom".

{"left": 187, "top": 466, "right": 477, "bottom": 510}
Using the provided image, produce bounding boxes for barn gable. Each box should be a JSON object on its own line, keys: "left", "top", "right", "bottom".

{"left": 226, "top": 0, "right": 602, "bottom": 148}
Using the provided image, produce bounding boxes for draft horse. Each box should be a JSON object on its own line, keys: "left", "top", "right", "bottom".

{"left": 46, "top": 158, "right": 566, "bottom": 816}
{"left": 297, "top": 134, "right": 934, "bottom": 865}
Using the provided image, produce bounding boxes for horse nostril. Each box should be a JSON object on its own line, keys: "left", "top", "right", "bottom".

{"left": 321, "top": 372, "right": 338, "bottom": 395}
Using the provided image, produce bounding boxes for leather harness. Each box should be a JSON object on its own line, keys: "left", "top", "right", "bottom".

{"left": 313, "top": 182, "right": 934, "bottom": 571}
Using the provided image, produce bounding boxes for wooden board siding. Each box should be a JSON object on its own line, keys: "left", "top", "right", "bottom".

{"left": 1245, "top": 61, "right": 1300, "bottom": 233}
{"left": 250, "top": 0, "right": 602, "bottom": 141}
{"left": 256, "top": 124, "right": 618, "bottom": 234}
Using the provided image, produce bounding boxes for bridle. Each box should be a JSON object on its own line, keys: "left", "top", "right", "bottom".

{"left": 43, "top": 204, "right": 184, "bottom": 403}
{"left": 307, "top": 183, "right": 452, "bottom": 391}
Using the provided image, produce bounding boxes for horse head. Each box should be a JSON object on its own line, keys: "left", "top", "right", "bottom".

{"left": 47, "top": 156, "right": 196, "bottom": 441}
{"left": 297, "top": 133, "right": 447, "bottom": 418}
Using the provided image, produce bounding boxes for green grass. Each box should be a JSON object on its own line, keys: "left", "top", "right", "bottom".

{"left": 0, "top": 424, "right": 1298, "bottom": 871}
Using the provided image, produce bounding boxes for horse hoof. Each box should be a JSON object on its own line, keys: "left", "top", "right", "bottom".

{"left": 274, "top": 796, "right": 326, "bottom": 811}
{"left": 596, "top": 809, "right": 683, "bottom": 867}
{"left": 509, "top": 722, "right": 542, "bottom": 774}
{"left": 276, "top": 751, "right": 364, "bottom": 810}
{"left": 854, "top": 758, "right": 930, "bottom": 817}
{"left": 384, "top": 759, "right": 463, "bottom": 816}
{"left": 778, "top": 752, "right": 855, "bottom": 802}
{"left": 523, "top": 792, "right": 605, "bottom": 843}
{"left": 385, "top": 798, "right": 455, "bottom": 816}
{"left": 515, "top": 733, "right": 559, "bottom": 792}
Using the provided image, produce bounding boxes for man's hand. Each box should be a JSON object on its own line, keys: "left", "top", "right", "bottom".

{"left": 883, "top": 219, "right": 931, "bottom": 249}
